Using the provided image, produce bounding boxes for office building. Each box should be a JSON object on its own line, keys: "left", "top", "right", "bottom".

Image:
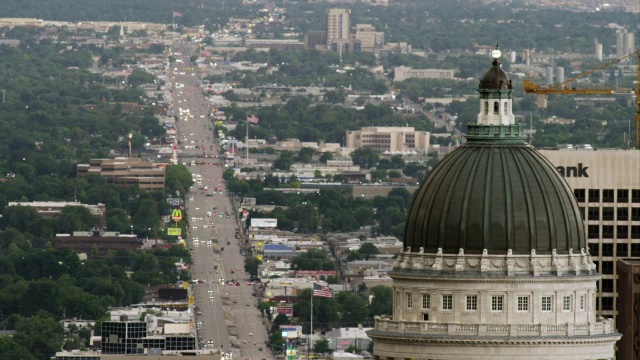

{"left": 393, "top": 66, "right": 455, "bottom": 82}
{"left": 326, "top": 8, "right": 350, "bottom": 48}
{"left": 77, "top": 158, "right": 165, "bottom": 189}
{"left": 306, "top": 30, "right": 327, "bottom": 49}
{"left": 538, "top": 148, "right": 640, "bottom": 318}
{"left": 6, "top": 201, "right": 106, "bottom": 224}
{"left": 55, "top": 231, "right": 140, "bottom": 256}
{"left": 354, "top": 24, "right": 384, "bottom": 52}
{"left": 346, "top": 127, "right": 431, "bottom": 154}
{"left": 101, "top": 321, "right": 195, "bottom": 355}
{"left": 367, "top": 49, "right": 620, "bottom": 359}
{"left": 616, "top": 258, "right": 640, "bottom": 359}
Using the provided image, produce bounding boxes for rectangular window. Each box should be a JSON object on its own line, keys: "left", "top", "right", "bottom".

{"left": 579, "top": 295, "right": 585, "bottom": 311}
{"left": 633, "top": 226, "right": 640, "bottom": 240}
{"left": 588, "top": 243, "right": 599, "bottom": 256}
{"left": 579, "top": 206, "right": 585, "bottom": 220}
{"left": 632, "top": 244, "right": 640, "bottom": 256}
{"left": 466, "top": 295, "right": 478, "bottom": 311}
{"left": 632, "top": 208, "right": 640, "bottom": 222}
{"left": 517, "top": 296, "right": 529, "bottom": 312}
{"left": 588, "top": 207, "right": 600, "bottom": 221}
{"left": 406, "top": 293, "right": 413, "bottom": 309}
{"left": 491, "top": 296, "right": 504, "bottom": 311}
{"left": 602, "top": 279, "right": 614, "bottom": 293}
{"left": 602, "top": 226, "right": 614, "bottom": 239}
{"left": 601, "top": 261, "right": 614, "bottom": 274}
{"left": 618, "top": 189, "right": 629, "bottom": 202}
{"left": 618, "top": 208, "right": 629, "bottom": 221}
{"left": 588, "top": 225, "right": 600, "bottom": 239}
{"left": 632, "top": 189, "right": 640, "bottom": 203}
{"left": 422, "top": 294, "right": 430, "bottom": 310}
{"left": 617, "top": 243, "right": 628, "bottom": 257}
{"left": 588, "top": 189, "right": 600, "bottom": 202}
{"left": 574, "top": 189, "right": 586, "bottom": 202}
{"left": 602, "top": 243, "right": 613, "bottom": 256}
{"left": 602, "top": 189, "right": 614, "bottom": 203}
{"left": 602, "top": 207, "right": 614, "bottom": 221}
{"left": 563, "top": 296, "right": 571, "bottom": 311}
{"left": 602, "top": 296, "right": 614, "bottom": 311}
{"left": 442, "top": 294, "right": 453, "bottom": 310}
{"left": 541, "top": 296, "right": 552, "bottom": 312}
{"left": 396, "top": 292, "right": 400, "bottom": 308}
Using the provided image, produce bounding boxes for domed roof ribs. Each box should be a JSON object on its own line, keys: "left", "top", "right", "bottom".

{"left": 482, "top": 147, "right": 496, "bottom": 251}
{"left": 458, "top": 147, "right": 484, "bottom": 251}
{"left": 521, "top": 148, "right": 557, "bottom": 253}
{"left": 510, "top": 148, "right": 537, "bottom": 252}
{"left": 500, "top": 147, "right": 515, "bottom": 252}
{"left": 434, "top": 147, "right": 471, "bottom": 251}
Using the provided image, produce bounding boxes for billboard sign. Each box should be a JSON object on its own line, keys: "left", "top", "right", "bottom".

{"left": 171, "top": 209, "right": 183, "bottom": 221}
{"left": 168, "top": 227, "right": 182, "bottom": 236}
{"left": 251, "top": 218, "right": 278, "bottom": 228}
{"left": 277, "top": 307, "right": 294, "bottom": 317}
{"left": 242, "top": 197, "right": 257, "bottom": 205}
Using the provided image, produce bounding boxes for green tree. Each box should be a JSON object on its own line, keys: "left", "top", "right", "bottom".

{"left": 337, "top": 292, "right": 370, "bottom": 326}
{"left": 291, "top": 249, "right": 335, "bottom": 271}
{"left": 244, "top": 255, "right": 262, "bottom": 279}
{"left": 297, "top": 147, "right": 316, "bottom": 163}
{"left": 351, "top": 147, "right": 379, "bottom": 168}
{"left": 56, "top": 206, "right": 98, "bottom": 233}
{"left": 358, "top": 243, "right": 379, "bottom": 260}
{"left": 369, "top": 285, "right": 393, "bottom": 317}
{"left": 13, "top": 312, "right": 64, "bottom": 360}
{"left": 0, "top": 336, "right": 35, "bottom": 360}
{"left": 165, "top": 164, "right": 194, "bottom": 195}
{"left": 313, "top": 338, "right": 332, "bottom": 354}
{"left": 132, "top": 198, "right": 159, "bottom": 237}
{"left": 319, "top": 152, "right": 333, "bottom": 164}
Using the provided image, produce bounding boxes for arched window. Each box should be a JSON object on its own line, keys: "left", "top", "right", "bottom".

{"left": 484, "top": 101, "right": 489, "bottom": 115}
{"left": 504, "top": 101, "right": 508, "bottom": 115}
{"left": 493, "top": 101, "right": 499, "bottom": 115}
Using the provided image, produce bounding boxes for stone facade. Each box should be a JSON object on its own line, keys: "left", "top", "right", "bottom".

{"left": 367, "top": 248, "right": 620, "bottom": 359}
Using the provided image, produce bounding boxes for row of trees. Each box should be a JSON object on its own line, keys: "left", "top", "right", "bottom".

{"left": 265, "top": 285, "right": 392, "bottom": 351}
{"left": 0, "top": 31, "right": 196, "bottom": 359}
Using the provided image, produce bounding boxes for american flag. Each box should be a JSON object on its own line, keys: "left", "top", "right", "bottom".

{"left": 313, "top": 283, "right": 332, "bottom": 298}
{"left": 247, "top": 114, "right": 259, "bottom": 124}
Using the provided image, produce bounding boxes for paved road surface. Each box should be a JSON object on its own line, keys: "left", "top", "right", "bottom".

{"left": 169, "top": 46, "right": 272, "bottom": 360}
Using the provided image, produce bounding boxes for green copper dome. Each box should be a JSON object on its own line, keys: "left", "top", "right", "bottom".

{"left": 403, "top": 124, "right": 586, "bottom": 255}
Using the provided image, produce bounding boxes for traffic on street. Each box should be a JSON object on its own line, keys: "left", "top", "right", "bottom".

{"left": 169, "top": 45, "right": 272, "bottom": 360}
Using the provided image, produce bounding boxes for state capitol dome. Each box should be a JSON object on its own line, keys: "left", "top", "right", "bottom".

{"left": 368, "top": 47, "right": 619, "bottom": 360}
{"left": 403, "top": 134, "right": 586, "bottom": 255}
{"left": 403, "top": 48, "right": 584, "bottom": 256}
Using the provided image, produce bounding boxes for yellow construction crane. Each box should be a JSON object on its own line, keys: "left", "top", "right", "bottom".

{"left": 523, "top": 50, "right": 640, "bottom": 149}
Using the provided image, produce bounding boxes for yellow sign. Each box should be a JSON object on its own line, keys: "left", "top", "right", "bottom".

{"left": 171, "top": 209, "right": 183, "bottom": 221}
{"left": 182, "top": 281, "right": 189, "bottom": 289}
{"left": 168, "top": 227, "right": 182, "bottom": 236}
{"left": 188, "top": 296, "right": 195, "bottom": 305}
{"left": 256, "top": 255, "right": 263, "bottom": 261}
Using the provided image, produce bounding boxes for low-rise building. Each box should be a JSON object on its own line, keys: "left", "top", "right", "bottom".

{"left": 77, "top": 158, "right": 165, "bottom": 189}
{"left": 55, "top": 231, "right": 140, "bottom": 256}
{"left": 393, "top": 66, "right": 455, "bottom": 82}
{"left": 7, "top": 201, "right": 106, "bottom": 224}
{"left": 346, "top": 127, "right": 431, "bottom": 154}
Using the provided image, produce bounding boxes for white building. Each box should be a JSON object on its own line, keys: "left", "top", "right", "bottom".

{"left": 326, "top": 8, "right": 350, "bottom": 48}
{"left": 367, "top": 49, "right": 620, "bottom": 360}
{"left": 346, "top": 127, "right": 431, "bottom": 154}
{"left": 393, "top": 66, "right": 455, "bottom": 82}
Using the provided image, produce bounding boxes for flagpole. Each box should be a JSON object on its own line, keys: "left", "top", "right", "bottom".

{"left": 246, "top": 118, "right": 249, "bottom": 165}
{"left": 309, "top": 289, "right": 313, "bottom": 360}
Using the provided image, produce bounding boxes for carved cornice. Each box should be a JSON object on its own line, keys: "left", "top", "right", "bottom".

{"left": 393, "top": 247, "right": 596, "bottom": 278}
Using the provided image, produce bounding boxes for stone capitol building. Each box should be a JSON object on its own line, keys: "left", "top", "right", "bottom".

{"left": 366, "top": 48, "right": 621, "bottom": 359}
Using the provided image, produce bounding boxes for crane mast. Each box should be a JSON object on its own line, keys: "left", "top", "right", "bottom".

{"left": 523, "top": 50, "right": 640, "bottom": 149}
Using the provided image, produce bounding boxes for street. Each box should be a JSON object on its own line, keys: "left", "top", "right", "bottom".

{"left": 169, "top": 46, "right": 272, "bottom": 360}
